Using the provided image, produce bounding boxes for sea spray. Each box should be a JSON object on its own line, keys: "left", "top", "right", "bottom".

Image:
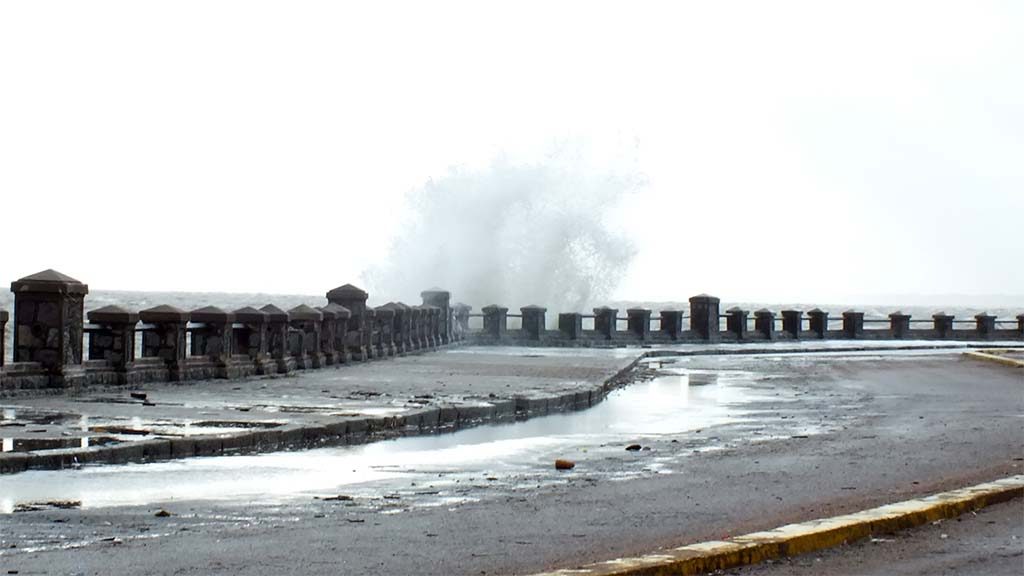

{"left": 364, "top": 154, "right": 640, "bottom": 312}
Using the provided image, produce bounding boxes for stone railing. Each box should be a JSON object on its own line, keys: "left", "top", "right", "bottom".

{"left": 0, "top": 270, "right": 461, "bottom": 392}
{"left": 459, "top": 295, "right": 1024, "bottom": 347}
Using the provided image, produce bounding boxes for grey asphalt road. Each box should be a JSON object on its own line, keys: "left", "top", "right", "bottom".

{"left": 723, "top": 497, "right": 1023, "bottom": 576}
{"left": 1, "top": 351, "right": 1022, "bottom": 575}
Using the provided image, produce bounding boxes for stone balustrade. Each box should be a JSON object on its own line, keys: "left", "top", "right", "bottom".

{"left": 1, "top": 269, "right": 455, "bottom": 392}
{"left": 1, "top": 269, "right": 1022, "bottom": 391}
{"left": 459, "top": 294, "right": 1024, "bottom": 348}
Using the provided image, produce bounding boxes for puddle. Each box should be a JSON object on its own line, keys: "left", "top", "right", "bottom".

{"left": 0, "top": 369, "right": 773, "bottom": 512}
{"left": 1, "top": 411, "right": 287, "bottom": 453}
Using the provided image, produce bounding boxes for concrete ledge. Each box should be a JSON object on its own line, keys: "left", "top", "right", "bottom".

{"left": 963, "top": 349, "right": 1024, "bottom": 368}
{"left": 532, "top": 475, "right": 1024, "bottom": 576}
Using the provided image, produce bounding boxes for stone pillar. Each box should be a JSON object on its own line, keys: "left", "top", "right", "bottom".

{"left": 0, "top": 309, "right": 7, "bottom": 368}
{"left": 688, "top": 294, "right": 720, "bottom": 342}
{"left": 288, "top": 305, "right": 323, "bottom": 368}
{"left": 393, "top": 302, "right": 412, "bottom": 353}
{"left": 452, "top": 303, "right": 472, "bottom": 342}
{"left": 754, "top": 309, "right": 776, "bottom": 340}
{"left": 426, "top": 306, "right": 441, "bottom": 349}
{"left": 659, "top": 309, "right": 684, "bottom": 340}
{"left": 482, "top": 305, "right": 508, "bottom": 340}
{"left": 932, "top": 313, "right": 954, "bottom": 339}
{"left": 626, "top": 308, "right": 651, "bottom": 340}
{"left": 889, "top": 312, "right": 911, "bottom": 339}
{"left": 233, "top": 306, "right": 274, "bottom": 374}
{"left": 321, "top": 303, "right": 351, "bottom": 363}
{"left": 807, "top": 309, "right": 828, "bottom": 339}
{"left": 375, "top": 305, "right": 396, "bottom": 356}
{"left": 326, "top": 284, "right": 370, "bottom": 361}
{"left": 421, "top": 289, "right": 452, "bottom": 345}
{"left": 10, "top": 269, "right": 89, "bottom": 386}
{"left": 558, "top": 313, "right": 582, "bottom": 340}
{"left": 316, "top": 305, "right": 340, "bottom": 365}
{"left": 86, "top": 305, "right": 138, "bottom": 374}
{"left": 781, "top": 310, "right": 802, "bottom": 339}
{"left": 260, "top": 304, "right": 293, "bottom": 373}
{"left": 1017, "top": 314, "right": 1024, "bottom": 338}
{"left": 975, "top": 313, "right": 996, "bottom": 340}
{"left": 190, "top": 306, "right": 235, "bottom": 377}
{"left": 139, "top": 305, "right": 189, "bottom": 381}
{"left": 725, "top": 307, "right": 748, "bottom": 340}
{"left": 408, "top": 306, "right": 423, "bottom": 350}
{"left": 365, "top": 307, "right": 380, "bottom": 358}
{"left": 842, "top": 311, "right": 864, "bottom": 338}
{"left": 521, "top": 305, "right": 547, "bottom": 341}
{"left": 593, "top": 307, "right": 618, "bottom": 340}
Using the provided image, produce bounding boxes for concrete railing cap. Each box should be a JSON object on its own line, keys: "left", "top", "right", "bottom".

{"left": 288, "top": 304, "right": 323, "bottom": 321}
{"left": 626, "top": 307, "right": 651, "bottom": 314}
{"left": 807, "top": 308, "right": 826, "bottom": 314}
{"left": 932, "top": 312, "right": 953, "bottom": 319}
{"left": 139, "top": 305, "right": 189, "bottom": 323}
{"left": 593, "top": 306, "right": 618, "bottom": 313}
{"left": 259, "top": 304, "right": 290, "bottom": 321}
{"left": 781, "top": 309, "right": 802, "bottom": 315}
{"left": 481, "top": 304, "right": 508, "bottom": 313}
{"left": 521, "top": 304, "right": 547, "bottom": 312}
{"left": 326, "top": 284, "right": 368, "bottom": 300}
{"left": 316, "top": 305, "right": 339, "bottom": 320}
{"left": 421, "top": 288, "right": 451, "bottom": 297}
{"left": 725, "top": 306, "right": 745, "bottom": 313}
{"left": 11, "top": 268, "right": 89, "bottom": 295}
{"left": 452, "top": 302, "right": 472, "bottom": 312}
{"left": 87, "top": 305, "right": 139, "bottom": 324}
{"left": 889, "top": 311, "right": 910, "bottom": 318}
{"left": 374, "top": 305, "right": 396, "bottom": 317}
{"left": 974, "top": 312, "right": 995, "bottom": 319}
{"left": 689, "top": 293, "right": 720, "bottom": 303}
{"left": 233, "top": 306, "right": 269, "bottom": 323}
{"left": 755, "top": 308, "right": 774, "bottom": 315}
{"left": 843, "top": 310, "right": 863, "bottom": 315}
{"left": 190, "top": 306, "right": 234, "bottom": 323}
{"left": 321, "top": 303, "right": 351, "bottom": 318}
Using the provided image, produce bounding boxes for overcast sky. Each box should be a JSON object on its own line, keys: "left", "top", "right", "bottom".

{"left": 1, "top": 1, "right": 1020, "bottom": 304}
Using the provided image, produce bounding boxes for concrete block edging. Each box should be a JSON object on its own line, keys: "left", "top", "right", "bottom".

{"left": 531, "top": 475, "right": 1024, "bottom": 576}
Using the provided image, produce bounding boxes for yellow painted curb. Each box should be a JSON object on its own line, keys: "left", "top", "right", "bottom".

{"left": 963, "top": 350, "right": 1024, "bottom": 368}
{"left": 531, "top": 475, "right": 1024, "bottom": 576}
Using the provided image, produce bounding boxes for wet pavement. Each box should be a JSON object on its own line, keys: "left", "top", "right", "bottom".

{"left": 0, "top": 344, "right": 1022, "bottom": 575}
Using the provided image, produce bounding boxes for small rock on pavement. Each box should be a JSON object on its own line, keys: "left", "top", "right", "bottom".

{"left": 625, "top": 444, "right": 642, "bottom": 451}
{"left": 154, "top": 509, "right": 172, "bottom": 517}
{"left": 555, "top": 459, "right": 575, "bottom": 470}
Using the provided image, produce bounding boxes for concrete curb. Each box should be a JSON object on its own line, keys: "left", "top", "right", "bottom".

{"left": 532, "top": 475, "right": 1024, "bottom": 576}
{"left": 963, "top": 350, "right": 1024, "bottom": 368}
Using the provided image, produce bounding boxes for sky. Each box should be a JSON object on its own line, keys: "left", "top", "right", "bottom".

{"left": 1, "top": 1, "right": 1021, "bottom": 305}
